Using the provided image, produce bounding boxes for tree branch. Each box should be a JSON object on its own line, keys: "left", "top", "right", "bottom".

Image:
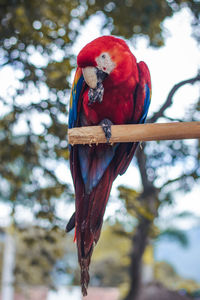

{"left": 68, "top": 122, "right": 200, "bottom": 145}
{"left": 149, "top": 73, "right": 200, "bottom": 123}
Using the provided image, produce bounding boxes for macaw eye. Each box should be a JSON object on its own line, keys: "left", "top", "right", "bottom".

{"left": 101, "top": 54, "right": 106, "bottom": 59}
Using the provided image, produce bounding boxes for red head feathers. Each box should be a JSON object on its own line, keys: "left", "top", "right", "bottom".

{"left": 77, "top": 36, "right": 139, "bottom": 85}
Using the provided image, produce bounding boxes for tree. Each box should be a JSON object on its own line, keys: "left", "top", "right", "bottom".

{"left": 0, "top": 225, "right": 78, "bottom": 289}
{"left": 122, "top": 73, "right": 200, "bottom": 300}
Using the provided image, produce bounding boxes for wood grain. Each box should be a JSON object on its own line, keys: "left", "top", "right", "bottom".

{"left": 68, "top": 122, "right": 200, "bottom": 145}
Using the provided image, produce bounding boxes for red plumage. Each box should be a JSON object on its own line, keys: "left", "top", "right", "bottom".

{"left": 67, "top": 36, "right": 151, "bottom": 296}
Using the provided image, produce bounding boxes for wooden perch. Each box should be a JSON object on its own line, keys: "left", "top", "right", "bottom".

{"left": 68, "top": 122, "right": 200, "bottom": 145}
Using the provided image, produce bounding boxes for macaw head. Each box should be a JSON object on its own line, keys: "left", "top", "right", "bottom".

{"left": 77, "top": 36, "right": 138, "bottom": 89}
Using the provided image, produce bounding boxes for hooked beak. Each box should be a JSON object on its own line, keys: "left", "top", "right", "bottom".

{"left": 82, "top": 67, "right": 97, "bottom": 89}
{"left": 82, "top": 67, "right": 108, "bottom": 89}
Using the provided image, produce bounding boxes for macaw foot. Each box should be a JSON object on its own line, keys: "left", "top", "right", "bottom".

{"left": 100, "top": 118, "right": 113, "bottom": 143}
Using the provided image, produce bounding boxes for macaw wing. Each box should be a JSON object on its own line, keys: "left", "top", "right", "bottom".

{"left": 69, "top": 68, "right": 119, "bottom": 194}
{"left": 68, "top": 67, "right": 85, "bottom": 129}
{"left": 133, "top": 61, "right": 151, "bottom": 124}
{"left": 78, "top": 143, "right": 119, "bottom": 194}
{"left": 117, "top": 61, "right": 151, "bottom": 176}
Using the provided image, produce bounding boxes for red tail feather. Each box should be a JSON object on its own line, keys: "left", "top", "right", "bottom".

{"left": 74, "top": 162, "right": 114, "bottom": 295}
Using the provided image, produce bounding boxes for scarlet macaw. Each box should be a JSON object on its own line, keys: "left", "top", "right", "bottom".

{"left": 67, "top": 36, "right": 151, "bottom": 295}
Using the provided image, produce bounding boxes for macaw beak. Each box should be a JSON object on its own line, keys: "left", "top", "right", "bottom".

{"left": 82, "top": 66, "right": 98, "bottom": 89}
{"left": 82, "top": 67, "right": 108, "bottom": 89}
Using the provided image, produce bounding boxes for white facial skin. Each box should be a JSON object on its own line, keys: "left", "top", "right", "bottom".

{"left": 82, "top": 52, "right": 116, "bottom": 89}
{"left": 95, "top": 52, "right": 116, "bottom": 74}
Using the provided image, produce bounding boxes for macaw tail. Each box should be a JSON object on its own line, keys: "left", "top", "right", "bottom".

{"left": 76, "top": 168, "right": 113, "bottom": 296}
{"left": 67, "top": 142, "right": 138, "bottom": 295}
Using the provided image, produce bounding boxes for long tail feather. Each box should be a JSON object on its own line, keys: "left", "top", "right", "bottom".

{"left": 70, "top": 142, "right": 138, "bottom": 295}
{"left": 75, "top": 164, "right": 113, "bottom": 295}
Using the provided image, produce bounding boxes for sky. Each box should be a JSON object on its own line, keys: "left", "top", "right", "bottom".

{"left": 0, "top": 8, "right": 200, "bottom": 230}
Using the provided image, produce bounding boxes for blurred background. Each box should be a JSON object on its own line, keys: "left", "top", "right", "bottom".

{"left": 0, "top": 0, "right": 200, "bottom": 299}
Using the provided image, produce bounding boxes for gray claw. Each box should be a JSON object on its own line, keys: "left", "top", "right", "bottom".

{"left": 100, "top": 119, "right": 113, "bottom": 143}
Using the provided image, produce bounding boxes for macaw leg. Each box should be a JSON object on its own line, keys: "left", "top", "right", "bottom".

{"left": 100, "top": 118, "right": 113, "bottom": 143}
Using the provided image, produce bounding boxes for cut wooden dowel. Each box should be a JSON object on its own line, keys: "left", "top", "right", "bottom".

{"left": 68, "top": 122, "right": 200, "bottom": 145}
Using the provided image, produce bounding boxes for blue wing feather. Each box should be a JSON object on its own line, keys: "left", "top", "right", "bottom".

{"left": 69, "top": 68, "right": 84, "bottom": 129}
{"left": 78, "top": 144, "right": 119, "bottom": 194}
{"left": 139, "top": 83, "right": 151, "bottom": 124}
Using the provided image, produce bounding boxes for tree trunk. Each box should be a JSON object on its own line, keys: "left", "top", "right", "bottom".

{"left": 123, "top": 146, "right": 158, "bottom": 300}
{"left": 123, "top": 217, "right": 151, "bottom": 300}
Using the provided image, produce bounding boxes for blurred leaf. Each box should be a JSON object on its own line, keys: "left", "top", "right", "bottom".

{"left": 91, "top": 221, "right": 131, "bottom": 287}
{"left": 158, "top": 228, "right": 189, "bottom": 247}
{"left": 155, "top": 261, "right": 200, "bottom": 292}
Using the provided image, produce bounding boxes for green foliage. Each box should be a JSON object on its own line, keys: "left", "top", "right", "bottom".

{"left": 118, "top": 185, "right": 156, "bottom": 221}
{"left": 155, "top": 261, "right": 200, "bottom": 293}
{"left": 91, "top": 222, "right": 131, "bottom": 287}
{"left": 86, "top": 0, "right": 200, "bottom": 46}
{"left": 158, "top": 228, "right": 189, "bottom": 247}
{"left": 0, "top": 0, "right": 81, "bottom": 224}
{"left": 14, "top": 226, "right": 67, "bottom": 287}
{"left": 0, "top": 226, "right": 76, "bottom": 289}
